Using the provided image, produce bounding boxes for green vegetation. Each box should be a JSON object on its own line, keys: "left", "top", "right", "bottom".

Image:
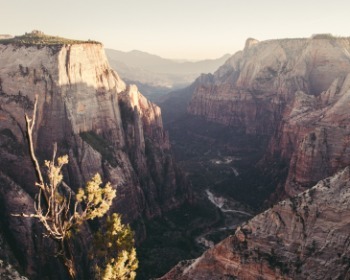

{"left": 305, "top": 240, "right": 317, "bottom": 256}
{"left": 119, "top": 100, "right": 135, "bottom": 125}
{"left": 264, "top": 248, "right": 290, "bottom": 274}
{"left": 136, "top": 201, "right": 220, "bottom": 279}
{"left": 29, "top": 152, "right": 137, "bottom": 279}
{"left": 163, "top": 115, "right": 282, "bottom": 209}
{"left": 80, "top": 131, "right": 118, "bottom": 167}
{"left": 20, "top": 96, "right": 137, "bottom": 279}
{"left": 94, "top": 214, "right": 138, "bottom": 280}
{"left": 0, "top": 129, "right": 25, "bottom": 156}
{"left": 311, "top": 33, "right": 336, "bottom": 40}
{"left": 0, "top": 30, "right": 100, "bottom": 46}
{"left": 310, "top": 33, "right": 350, "bottom": 42}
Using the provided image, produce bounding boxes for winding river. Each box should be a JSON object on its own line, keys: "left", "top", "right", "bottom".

{"left": 195, "top": 190, "right": 254, "bottom": 249}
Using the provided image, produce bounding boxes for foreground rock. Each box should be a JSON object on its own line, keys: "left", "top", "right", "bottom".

{"left": 0, "top": 33, "right": 188, "bottom": 279}
{"left": 160, "top": 167, "right": 350, "bottom": 279}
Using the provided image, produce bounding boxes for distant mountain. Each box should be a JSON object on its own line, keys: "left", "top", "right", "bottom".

{"left": 105, "top": 49, "right": 230, "bottom": 91}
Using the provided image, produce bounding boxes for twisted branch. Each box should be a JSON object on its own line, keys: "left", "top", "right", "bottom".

{"left": 14, "top": 94, "right": 116, "bottom": 279}
{"left": 25, "top": 95, "right": 44, "bottom": 187}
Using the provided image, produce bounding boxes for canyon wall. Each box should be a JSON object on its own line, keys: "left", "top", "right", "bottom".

{"left": 187, "top": 36, "right": 350, "bottom": 197}
{"left": 160, "top": 167, "right": 350, "bottom": 279}
{"left": 0, "top": 41, "right": 188, "bottom": 279}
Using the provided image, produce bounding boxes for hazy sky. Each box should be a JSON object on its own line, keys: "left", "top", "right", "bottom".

{"left": 1, "top": 0, "right": 349, "bottom": 59}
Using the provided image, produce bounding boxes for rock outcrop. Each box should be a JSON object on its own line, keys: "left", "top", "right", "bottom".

{"left": 160, "top": 167, "right": 350, "bottom": 279}
{"left": 0, "top": 35, "right": 188, "bottom": 279}
{"left": 187, "top": 36, "right": 350, "bottom": 197}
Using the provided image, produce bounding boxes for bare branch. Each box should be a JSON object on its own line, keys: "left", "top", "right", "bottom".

{"left": 25, "top": 95, "right": 45, "bottom": 189}
{"left": 18, "top": 94, "right": 119, "bottom": 279}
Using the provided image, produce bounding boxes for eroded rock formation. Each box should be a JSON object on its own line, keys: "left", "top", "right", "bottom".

{"left": 188, "top": 36, "right": 350, "bottom": 197}
{"left": 160, "top": 167, "right": 350, "bottom": 279}
{"left": 0, "top": 39, "right": 188, "bottom": 279}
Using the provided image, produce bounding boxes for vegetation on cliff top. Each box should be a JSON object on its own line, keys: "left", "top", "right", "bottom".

{"left": 0, "top": 30, "right": 101, "bottom": 46}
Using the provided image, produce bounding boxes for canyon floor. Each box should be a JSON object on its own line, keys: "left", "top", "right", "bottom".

{"left": 136, "top": 115, "right": 281, "bottom": 279}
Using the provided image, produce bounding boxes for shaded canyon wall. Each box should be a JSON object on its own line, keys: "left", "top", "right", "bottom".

{"left": 187, "top": 36, "right": 350, "bottom": 197}
{"left": 0, "top": 42, "right": 189, "bottom": 278}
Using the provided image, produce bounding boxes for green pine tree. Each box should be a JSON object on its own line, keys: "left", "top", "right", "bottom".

{"left": 93, "top": 213, "right": 138, "bottom": 280}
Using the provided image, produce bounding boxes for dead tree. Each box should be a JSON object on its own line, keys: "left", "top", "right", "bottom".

{"left": 16, "top": 95, "right": 116, "bottom": 279}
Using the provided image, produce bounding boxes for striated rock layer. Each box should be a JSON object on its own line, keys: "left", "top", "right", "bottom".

{"left": 188, "top": 36, "right": 350, "bottom": 197}
{"left": 0, "top": 41, "right": 188, "bottom": 279}
{"left": 160, "top": 167, "right": 350, "bottom": 279}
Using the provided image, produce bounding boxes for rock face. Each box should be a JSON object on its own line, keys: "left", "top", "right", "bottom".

{"left": 0, "top": 39, "right": 188, "bottom": 278}
{"left": 160, "top": 167, "right": 350, "bottom": 279}
{"left": 188, "top": 36, "right": 350, "bottom": 197}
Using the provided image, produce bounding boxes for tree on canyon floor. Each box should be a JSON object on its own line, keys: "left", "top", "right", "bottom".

{"left": 14, "top": 95, "right": 138, "bottom": 279}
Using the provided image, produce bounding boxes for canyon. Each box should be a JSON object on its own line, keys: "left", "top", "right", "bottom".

{"left": 158, "top": 35, "right": 350, "bottom": 279}
{"left": 160, "top": 167, "right": 350, "bottom": 279}
{"left": 165, "top": 35, "right": 350, "bottom": 201}
{"left": 0, "top": 33, "right": 189, "bottom": 279}
{"left": 2, "top": 32, "right": 350, "bottom": 280}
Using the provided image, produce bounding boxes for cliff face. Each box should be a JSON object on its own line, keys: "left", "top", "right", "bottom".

{"left": 0, "top": 42, "right": 188, "bottom": 278}
{"left": 188, "top": 37, "right": 350, "bottom": 197}
{"left": 160, "top": 167, "right": 350, "bottom": 280}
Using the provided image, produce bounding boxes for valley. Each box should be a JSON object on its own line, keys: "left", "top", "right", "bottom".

{"left": 106, "top": 49, "right": 230, "bottom": 102}
{"left": 3, "top": 0, "right": 350, "bottom": 278}
{"left": 2, "top": 31, "right": 350, "bottom": 280}
{"left": 135, "top": 114, "right": 280, "bottom": 279}
{"left": 158, "top": 35, "right": 350, "bottom": 279}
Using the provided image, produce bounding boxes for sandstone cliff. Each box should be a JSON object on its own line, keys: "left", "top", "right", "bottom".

{"left": 160, "top": 167, "right": 350, "bottom": 279}
{"left": 187, "top": 36, "right": 350, "bottom": 197}
{"left": 0, "top": 36, "right": 188, "bottom": 279}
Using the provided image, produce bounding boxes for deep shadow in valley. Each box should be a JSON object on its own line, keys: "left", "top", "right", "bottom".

{"left": 136, "top": 89, "right": 288, "bottom": 279}
{"left": 164, "top": 114, "right": 284, "bottom": 209}
{"left": 136, "top": 200, "right": 220, "bottom": 280}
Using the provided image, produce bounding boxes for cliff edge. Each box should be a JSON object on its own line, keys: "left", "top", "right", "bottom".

{"left": 160, "top": 167, "right": 350, "bottom": 279}
{"left": 0, "top": 32, "right": 189, "bottom": 279}
{"left": 188, "top": 36, "right": 350, "bottom": 198}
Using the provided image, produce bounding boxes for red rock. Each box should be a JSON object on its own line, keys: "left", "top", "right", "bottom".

{"left": 0, "top": 39, "right": 189, "bottom": 278}
{"left": 188, "top": 37, "right": 350, "bottom": 198}
{"left": 160, "top": 167, "right": 350, "bottom": 279}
